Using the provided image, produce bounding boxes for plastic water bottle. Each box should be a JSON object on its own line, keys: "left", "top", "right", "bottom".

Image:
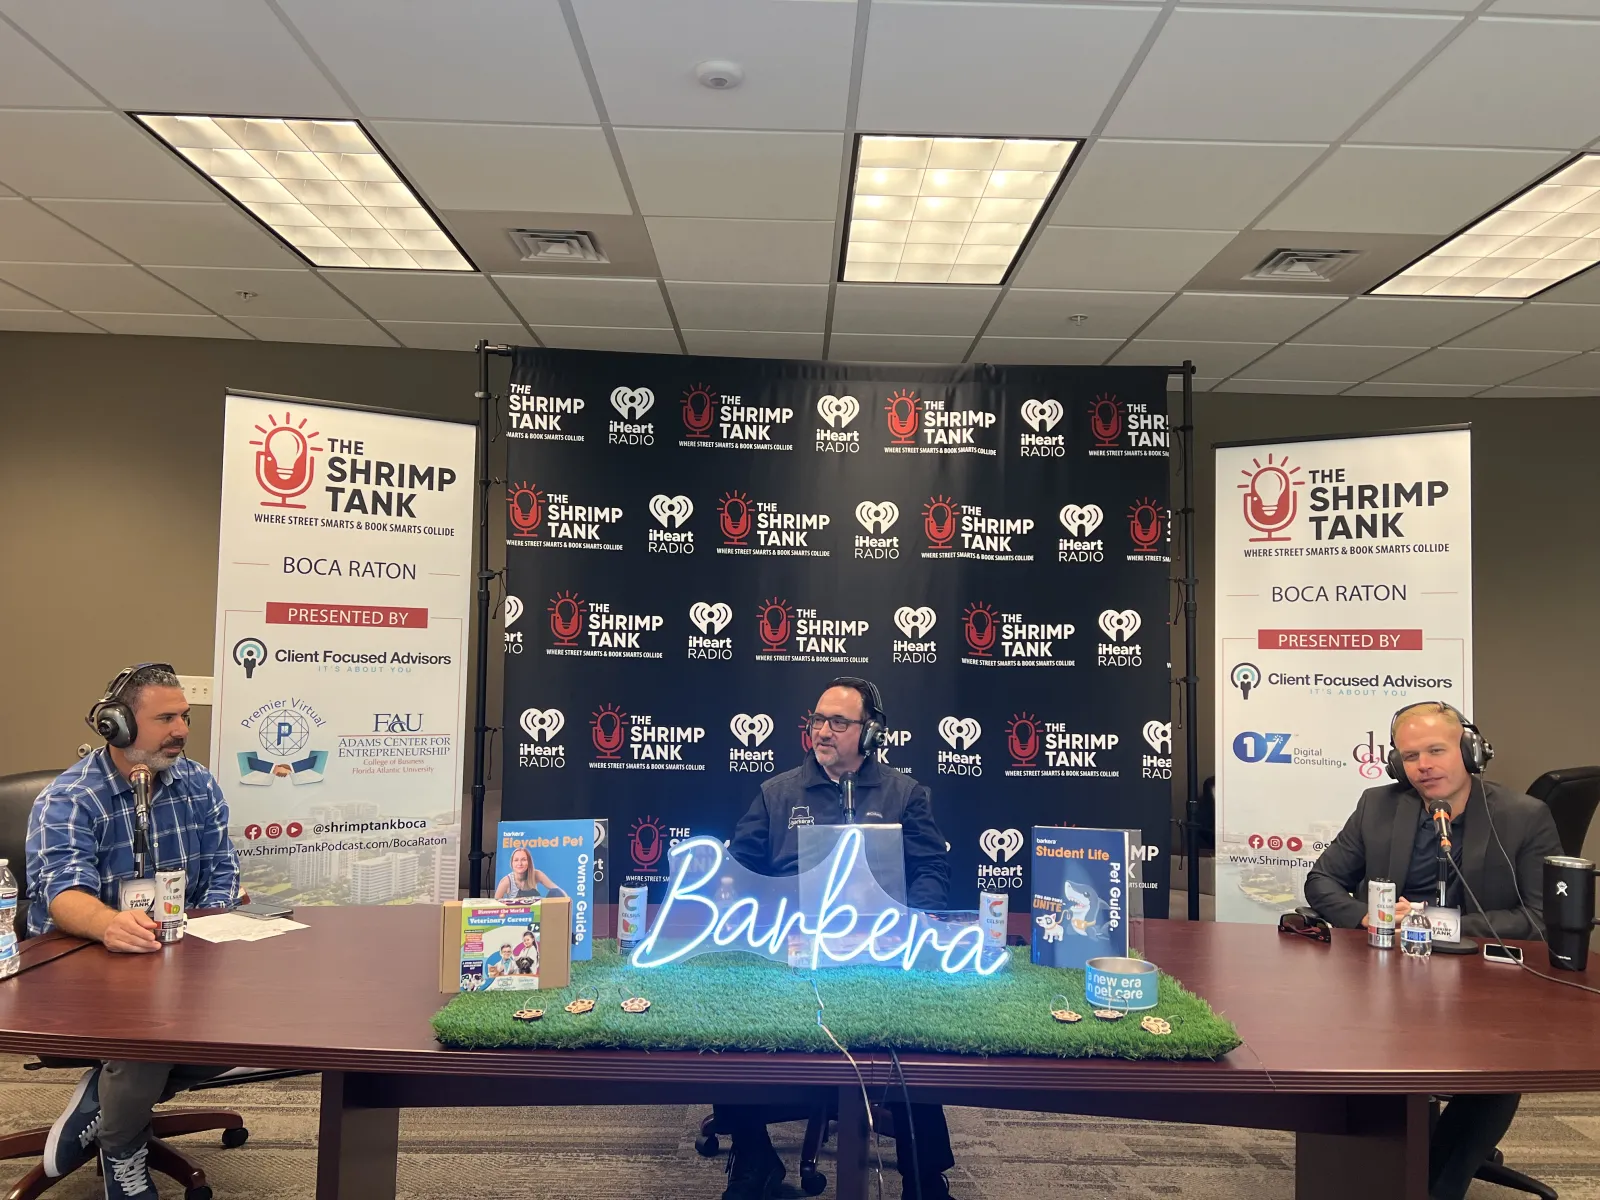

{"left": 0, "top": 858, "right": 18, "bottom": 979}
{"left": 1401, "top": 904, "right": 1433, "bottom": 959}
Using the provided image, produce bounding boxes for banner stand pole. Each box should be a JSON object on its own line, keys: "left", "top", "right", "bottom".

{"left": 1175, "top": 361, "right": 1200, "bottom": 922}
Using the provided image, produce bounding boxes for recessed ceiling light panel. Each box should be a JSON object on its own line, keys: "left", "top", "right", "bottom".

{"left": 136, "top": 114, "right": 472, "bottom": 272}
{"left": 842, "top": 135, "right": 1078, "bottom": 286}
{"left": 1373, "top": 154, "right": 1600, "bottom": 299}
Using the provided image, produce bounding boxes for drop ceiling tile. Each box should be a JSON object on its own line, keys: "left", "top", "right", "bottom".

{"left": 0, "top": 308, "right": 103, "bottom": 333}
{"left": 986, "top": 289, "right": 1171, "bottom": 339}
{"left": 832, "top": 284, "right": 999, "bottom": 337}
{"left": 1373, "top": 346, "right": 1572, "bottom": 385}
{"left": 230, "top": 315, "right": 395, "bottom": 346}
{"left": 72, "top": 311, "right": 248, "bottom": 339}
{"left": 1186, "top": 0, "right": 1475, "bottom": 11}
{"left": 36, "top": 200, "right": 298, "bottom": 268}
{"left": 1111, "top": 339, "right": 1274, "bottom": 375}
{"left": 1234, "top": 343, "right": 1426, "bottom": 380}
{"left": 1448, "top": 304, "right": 1600, "bottom": 351}
{"left": 859, "top": 2, "right": 1159, "bottom": 136}
{"left": 1358, "top": 19, "right": 1600, "bottom": 148}
{"left": 1295, "top": 297, "right": 1515, "bottom": 346}
{"left": 616, "top": 129, "right": 843, "bottom": 220}
{"left": 1106, "top": 10, "right": 1458, "bottom": 141}
{"left": 0, "top": 182, "right": 11, "bottom": 196}
{"left": 1168, "top": 375, "right": 1222, "bottom": 392}
{"left": 494, "top": 275, "right": 670, "bottom": 328}
{"left": 1489, "top": 352, "right": 1600, "bottom": 388}
{"left": 1053, "top": 141, "right": 1324, "bottom": 231}
{"left": 667, "top": 282, "right": 828, "bottom": 333}
{"left": 532, "top": 325, "right": 681, "bottom": 353}
{"left": 277, "top": 0, "right": 596, "bottom": 123}
{"left": 0, "top": 0, "right": 349, "bottom": 115}
{"left": 0, "top": 199, "right": 122, "bottom": 262}
{"left": 828, "top": 333, "right": 971, "bottom": 363}
{"left": 1140, "top": 292, "right": 1342, "bottom": 342}
{"left": 1488, "top": 0, "right": 1600, "bottom": 14}
{"left": 972, "top": 336, "right": 1125, "bottom": 365}
{"left": 645, "top": 217, "right": 835, "bottom": 284}
{"left": 571, "top": 0, "right": 857, "bottom": 130}
{"left": 0, "top": 262, "right": 204, "bottom": 313}
{"left": 382, "top": 321, "right": 529, "bottom": 352}
{"left": 682, "top": 330, "right": 825, "bottom": 360}
{"left": 0, "top": 110, "right": 215, "bottom": 201}
{"left": 447, "top": 211, "right": 661, "bottom": 278}
{"left": 1478, "top": 383, "right": 1600, "bottom": 396}
{"left": 1259, "top": 146, "right": 1564, "bottom": 234}
{"left": 368, "top": 122, "right": 630, "bottom": 213}
{"left": 1219, "top": 379, "right": 1355, "bottom": 394}
{"left": 0, "top": 18, "right": 100, "bottom": 106}
{"left": 1344, "top": 382, "right": 1486, "bottom": 396}
{"left": 1014, "top": 228, "right": 1234, "bottom": 291}
{"left": 0, "top": 276, "right": 53, "bottom": 308}
{"left": 1530, "top": 268, "right": 1600, "bottom": 304}
{"left": 145, "top": 266, "right": 363, "bottom": 318}
{"left": 321, "top": 271, "right": 519, "bottom": 323}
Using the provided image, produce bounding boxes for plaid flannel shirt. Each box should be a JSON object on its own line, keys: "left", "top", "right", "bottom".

{"left": 25, "top": 748, "right": 241, "bottom": 935}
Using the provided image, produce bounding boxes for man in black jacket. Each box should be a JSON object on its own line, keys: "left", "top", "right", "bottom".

{"left": 715, "top": 677, "right": 957, "bottom": 1200}
{"left": 1304, "top": 701, "right": 1562, "bottom": 1200}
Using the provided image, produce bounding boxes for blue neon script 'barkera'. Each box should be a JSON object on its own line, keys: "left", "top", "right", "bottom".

{"left": 1031, "top": 827, "right": 1130, "bottom": 969}
{"left": 629, "top": 826, "right": 1007, "bottom": 975}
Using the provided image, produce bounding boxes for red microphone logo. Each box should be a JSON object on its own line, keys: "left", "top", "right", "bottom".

{"left": 1089, "top": 394, "right": 1123, "bottom": 448}
{"left": 591, "top": 704, "right": 628, "bottom": 759}
{"left": 251, "top": 411, "right": 322, "bottom": 509}
{"left": 629, "top": 815, "right": 665, "bottom": 869}
{"left": 1007, "top": 713, "right": 1041, "bottom": 767}
{"left": 923, "top": 494, "right": 958, "bottom": 549}
{"left": 963, "top": 601, "right": 998, "bottom": 656}
{"left": 507, "top": 480, "right": 546, "bottom": 536}
{"left": 718, "top": 490, "right": 753, "bottom": 545}
{"left": 885, "top": 389, "right": 921, "bottom": 444}
{"left": 757, "top": 597, "right": 794, "bottom": 652}
{"left": 548, "top": 590, "right": 585, "bottom": 646}
{"left": 1128, "top": 497, "right": 1164, "bottom": 551}
{"left": 1237, "top": 453, "right": 1304, "bottom": 543}
{"left": 682, "top": 383, "right": 717, "bottom": 437}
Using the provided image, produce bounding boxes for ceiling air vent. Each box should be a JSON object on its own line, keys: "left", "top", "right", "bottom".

{"left": 508, "top": 229, "right": 608, "bottom": 264}
{"left": 1246, "top": 248, "right": 1362, "bottom": 283}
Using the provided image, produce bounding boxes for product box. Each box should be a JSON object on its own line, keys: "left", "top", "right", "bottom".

{"left": 494, "top": 819, "right": 594, "bottom": 960}
{"left": 1030, "top": 827, "right": 1130, "bottom": 970}
{"left": 438, "top": 897, "right": 571, "bottom": 993}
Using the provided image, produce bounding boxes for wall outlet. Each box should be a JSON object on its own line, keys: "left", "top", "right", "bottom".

{"left": 178, "top": 675, "right": 214, "bottom": 706}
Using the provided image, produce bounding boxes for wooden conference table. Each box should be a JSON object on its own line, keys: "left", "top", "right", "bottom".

{"left": 1, "top": 907, "right": 1597, "bottom": 1200}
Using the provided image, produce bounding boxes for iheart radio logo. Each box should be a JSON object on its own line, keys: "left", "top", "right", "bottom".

{"left": 818, "top": 394, "right": 860, "bottom": 429}
{"left": 548, "top": 590, "right": 585, "bottom": 646}
{"left": 503, "top": 595, "right": 524, "bottom": 627}
{"left": 1020, "top": 398, "right": 1064, "bottom": 433}
{"left": 894, "top": 606, "right": 936, "bottom": 640}
{"left": 718, "top": 490, "right": 753, "bottom": 545}
{"left": 885, "top": 389, "right": 921, "bottom": 444}
{"left": 610, "top": 387, "right": 654, "bottom": 420}
{"left": 729, "top": 714, "right": 775, "bottom": 748}
{"left": 923, "top": 495, "right": 958, "bottom": 549}
{"left": 855, "top": 501, "right": 899, "bottom": 534}
{"left": 507, "top": 480, "right": 546, "bottom": 536}
{"left": 649, "top": 494, "right": 694, "bottom": 529}
{"left": 682, "top": 382, "right": 717, "bottom": 437}
{"left": 519, "top": 708, "right": 565, "bottom": 742}
{"left": 590, "top": 704, "right": 628, "bottom": 759}
{"left": 251, "top": 410, "right": 323, "bottom": 509}
{"left": 1089, "top": 395, "right": 1123, "bottom": 448}
{"left": 979, "top": 827, "right": 1024, "bottom": 863}
{"left": 1007, "top": 713, "right": 1041, "bottom": 766}
{"left": 1143, "top": 720, "right": 1172, "bottom": 754}
{"left": 938, "top": 716, "right": 982, "bottom": 751}
{"left": 963, "top": 601, "right": 998, "bottom": 656}
{"left": 1098, "top": 609, "right": 1142, "bottom": 643}
{"left": 757, "top": 597, "right": 794, "bottom": 652}
{"left": 1058, "top": 504, "right": 1104, "bottom": 537}
{"left": 689, "top": 601, "right": 733, "bottom": 636}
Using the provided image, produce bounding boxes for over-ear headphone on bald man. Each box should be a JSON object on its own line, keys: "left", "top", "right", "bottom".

{"left": 1384, "top": 700, "right": 1494, "bottom": 782}
{"left": 827, "top": 676, "right": 887, "bottom": 757}
{"left": 86, "top": 662, "right": 175, "bottom": 749}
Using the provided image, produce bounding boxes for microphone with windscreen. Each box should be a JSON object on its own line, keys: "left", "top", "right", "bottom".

{"left": 840, "top": 771, "right": 857, "bottom": 825}
{"left": 129, "top": 764, "right": 153, "bottom": 877}
{"left": 1544, "top": 855, "right": 1598, "bottom": 971}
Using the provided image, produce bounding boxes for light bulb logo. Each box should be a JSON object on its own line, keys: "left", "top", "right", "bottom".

{"left": 1128, "top": 497, "right": 1164, "bottom": 550}
{"left": 1007, "top": 713, "right": 1040, "bottom": 766}
{"left": 507, "top": 481, "right": 546, "bottom": 536}
{"left": 1238, "top": 453, "right": 1304, "bottom": 542}
{"left": 548, "top": 591, "right": 586, "bottom": 646}
{"left": 1089, "top": 395, "right": 1123, "bottom": 448}
{"left": 886, "top": 389, "right": 921, "bottom": 444}
{"left": 1229, "top": 662, "right": 1261, "bottom": 700}
{"left": 232, "top": 637, "right": 267, "bottom": 679}
{"left": 591, "top": 704, "right": 628, "bottom": 760}
{"left": 757, "top": 597, "right": 794, "bottom": 652}
{"left": 251, "top": 411, "right": 322, "bottom": 508}
{"left": 717, "top": 491, "right": 752, "bottom": 545}
{"left": 922, "top": 495, "right": 958, "bottom": 549}
{"left": 681, "top": 383, "right": 717, "bottom": 437}
{"left": 962, "top": 601, "right": 997, "bottom": 656}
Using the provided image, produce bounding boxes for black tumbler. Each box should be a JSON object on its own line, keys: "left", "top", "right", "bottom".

{"left": 1543, "top": 855, "right": 1598, "bottom": 971}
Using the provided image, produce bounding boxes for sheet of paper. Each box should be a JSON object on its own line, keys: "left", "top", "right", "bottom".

{"left": 184, "top": 913, "right": 310, "bottom": 943}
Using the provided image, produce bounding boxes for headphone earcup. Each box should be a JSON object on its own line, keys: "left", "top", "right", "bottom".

{"left": 94, "top": 702, "right": 136, "bottom": 749}
{"left": 1385, "top": 747, "right": 1405, "bottom": 782}
{"left": 860, "top": 719, "right": 883, "bottom": 757}
{"left": 1461, "top": 729, "right": 1492, "bottom": 775}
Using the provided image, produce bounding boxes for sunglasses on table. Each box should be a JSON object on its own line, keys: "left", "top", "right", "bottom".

{"left": 1277, "top": 911, "right": 1332, "bottom": 943}
{"left": 805, "top": 713, "right": 867, "bottom": 734}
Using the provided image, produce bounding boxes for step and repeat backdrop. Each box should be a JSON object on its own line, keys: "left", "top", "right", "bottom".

{"left": 501, "top": 348, "right": 1176, "bottom": 916}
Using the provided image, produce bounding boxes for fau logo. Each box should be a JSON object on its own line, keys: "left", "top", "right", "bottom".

{"left": 1007, "top": 713, "right": 1041, "bottom": 767}
{"left": 718, "top": 490, "right": 753, "bottom": 545}
{"left": 591, "top": 705, "right": 628, "bottom": 759}
{"left": 757, "top": 597, "right": 794, "bottom": 652}
{"left": 922, "top": 495, "right": 958, "bottom": 549}
{"left": 507, "top": 480, "right": 546, "bottom": 536}
{"left": 1089, "top": 395, "right": 1123, "bottom": 448}
{"left": 885, "top": 389, "right": 921, "bottom": 445}
{"left": 963, "top": 601, "right": 998, "bottom": 656}
{"left": 681, "top": 383, "right": 717, "bottom": 437}
{"left": 547, "top": 591, "right": 585, "bottom": 646}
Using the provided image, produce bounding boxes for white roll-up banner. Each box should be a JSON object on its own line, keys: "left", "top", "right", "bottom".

{"left": 211, "top": 392, "right": 475, "bottom": 905}
{"left": 1213, "top": 427, "right": 1472, "bottom": 923}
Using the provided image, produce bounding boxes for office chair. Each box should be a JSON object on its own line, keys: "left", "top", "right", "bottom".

{"left": 696, "top": 1101, "right": 901, "bottom": 1196}
{"left": 0, "top": 766, "right": 295, "bottom": 1200}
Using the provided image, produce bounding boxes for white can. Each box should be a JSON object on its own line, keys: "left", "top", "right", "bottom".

{"left": 618, "top": 885, "right": 647, "bottom": 952}
{"left": 155, "top": 869, "right": 186, "bottom": 943}
{"left": 979, "top": 891, "right": 1008, "bottom": 950}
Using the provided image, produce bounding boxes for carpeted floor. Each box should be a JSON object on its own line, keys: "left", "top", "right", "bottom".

{"left": 5, "top": 1054, "right": 1600, "bottom": 1199}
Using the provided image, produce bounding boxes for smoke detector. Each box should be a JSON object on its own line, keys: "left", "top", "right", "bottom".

{"left": 1246, "top": 248, "right": 1363, "bottom": 283}
{"left": 507, "top": 229, "right": 607, "bottom": 264}
{"left": 695, "top": 60, "right": 744, "bottom": 90}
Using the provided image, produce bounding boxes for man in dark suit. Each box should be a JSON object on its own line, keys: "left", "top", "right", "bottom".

{"left": 1305, "top": 701, "right": 1562, "bottom": 1200}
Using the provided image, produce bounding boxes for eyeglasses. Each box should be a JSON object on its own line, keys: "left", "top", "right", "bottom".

{"left": 805, "top": 712, "right": 867, "bottom": 734}
{"left": 1277, "top": 911, "right": 1332, "bottom": 943}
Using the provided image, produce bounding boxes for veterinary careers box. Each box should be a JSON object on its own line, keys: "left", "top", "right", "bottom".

{"left": 438, "top": 897, "right": 572, "bottom": 992}
{"left": 494, "top": 819, "right": 594, "bottom": 960}
{"left": 1031, "top": 827, "right": 1130, "bottom": 970}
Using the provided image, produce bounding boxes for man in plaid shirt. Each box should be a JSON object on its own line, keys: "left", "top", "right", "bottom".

{"left": 27, "top": 665, "right": 241, "bottom": 1199}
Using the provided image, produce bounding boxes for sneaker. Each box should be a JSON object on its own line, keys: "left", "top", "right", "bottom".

{"left": 721, "top": 1145, "right": 783, "bottom": 1200}
{"left": 101, "top": 1142, "right": 158, "bottom": 1199}
{"left": 43, "top": 1064, "right": 102, "bottom": 1178}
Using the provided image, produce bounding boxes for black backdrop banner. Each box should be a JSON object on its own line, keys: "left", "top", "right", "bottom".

{"left": 500, "top": 348, "right": 1175, "bottom": 917}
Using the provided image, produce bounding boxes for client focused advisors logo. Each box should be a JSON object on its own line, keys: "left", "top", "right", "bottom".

{"left": 1230, "top": 662, "right": 1262, "bottom": 700}
{"left": 232, "top": 637, "right": 267, "bottom": 678}
{"left": 237, "top": 697, "right": 327, "bottom": 786}
{"left": 687, "top": 600, "right": 734, "bottom": 660}
{"left": 547, "top": 591, "right": 664, "bottom": 659}
{"left": 816, "top": 393, "right": 862, "bottom": 454}
{"left": 729, "top": 713, "right": 776, "bottom": 774}
{"left": 1096, "top": 608, "right": 1145, "bottom": 668}
{"left": 681, "top": 382, "right": 796, "bottom": 450}
{"left": 1019, "top": 397, "right": 1066, "bottom": 457}
{"left": 978, "top": 826, "right": 1025, "bottom": 890}
{"left": 1088, "top": 394, "right": 1169, "bottom": 458}
{"left": 1004, "top": 712, "right": 1122, "bottom": 779}
{"left": 1238, "top": 453, "right": 1305, "bottom": 543}
{"left": 937, "top": 716, "right": 983, "bottom": 776}
{"left": 648, "top": 493, "right": 695, "bottom": 555}
{"left": 961, "top": 602, "right": 1075, "bottom": 668}
{"left": 717, "top": 491, "right": 832, "bottom": 558}
{"left": 886, "top": 392, "right": 997, "bottom": 456}
{"left": 609, "top": 387, "right": 655, "bottom": 446}
{"left": 1142, "top": 720, "right": 1173, "bottom": 780}
{"left": 507, "top": 383, "right": 585, "bottom": 443}
{"left": 507, "top": 482, "right": 622, "bottom": 551}
{"left": 755, "top": 600, "right": 870, "bottom": 664}
{"left": 1127, "top": 497, "right": 1171, "bottom": 563}
{"left": 1057, "top": 503, "right": 1105, "bottom": 564}
{"left": 854, "top": 500, "right": 901, "bottom": 561}
{"left": 517, "top": 707, "right": 566, "bottom": 769}
{"left": 892, "top": 605, "right": 938, "bottom": 664}
{"left": 922, "top": 497, "right": 1036, "bottom": 562}
{"left": 251, "top": 410, "right": 323, "bottom": 509}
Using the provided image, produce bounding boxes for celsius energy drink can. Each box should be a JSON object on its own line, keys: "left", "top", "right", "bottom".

{"left": 1367, "top": 878, "right": 1396, "bottom": 950}
{"left": 617, "top": 885, "right": 647, "bottom": 953}
{"left": 155, "top": 869, "right": 186, "bottom": 943}
{"left": 979, "top": 892, "right": 1008, "bottom": 951}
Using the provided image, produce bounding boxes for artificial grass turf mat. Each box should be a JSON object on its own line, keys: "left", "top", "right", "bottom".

{"left": 432, "top": 941, "right": 1240, "bottom": 1060}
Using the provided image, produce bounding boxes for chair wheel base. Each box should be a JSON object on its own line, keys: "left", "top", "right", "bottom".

{"left": 221, "top": 1127, "right": 249, "bottom": 1149}
{"left": 695, "top": 1133, "right": 720, "bottom": 1157}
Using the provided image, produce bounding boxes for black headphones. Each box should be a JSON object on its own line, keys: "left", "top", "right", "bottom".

{"left": 826, "top": 676, "right": 888, "bottom": 757}
{"left": 86, "top": 663, "right": 175, "bottom": 749}
{"left": 1385, "top": 700, "right": 1493, "bottom": 782}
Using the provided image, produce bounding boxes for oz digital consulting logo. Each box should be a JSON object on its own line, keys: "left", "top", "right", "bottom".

{"left": 1237, "top": 452, "right": 1305, "bottom": 543}
{"left": 238, "top": 701, "right": 328, "bottom": 787}
{"left": 232, "top": 637, "right": 267, "bottom": 679}
{"left": 1232, "top": 731, "right": 1292, "bottom": 764}
{"left": 251, "top": 410, "right": 322, "bottom": 509}
{"left": 1229, "top": 662, "right": 1262, "bottom": 700}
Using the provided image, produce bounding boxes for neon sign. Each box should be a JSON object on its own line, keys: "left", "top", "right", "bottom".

{"left": 628, "top": 826, "right": 1007, "bottom": 976}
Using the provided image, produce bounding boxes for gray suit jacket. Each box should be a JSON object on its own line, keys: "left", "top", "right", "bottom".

{"left": 1304, "top": 778, "right": 1562, "bottom": 939}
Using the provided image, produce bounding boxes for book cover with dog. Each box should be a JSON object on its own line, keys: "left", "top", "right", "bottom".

{"left": 1031, "top": 827, "right": 1130, "bottom": 969}
{"left": 438, "top": 897, "right": 572, "bottom": 992}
